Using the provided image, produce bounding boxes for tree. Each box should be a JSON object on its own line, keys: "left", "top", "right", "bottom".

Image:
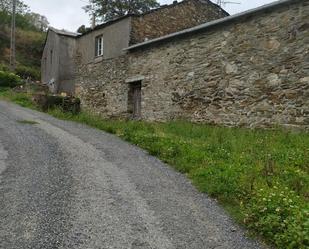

{"left": 0, "top": 0, "right": 29, "bottom": 14}
{"left": 84, "top": 0, "right": 160, "bottom": 23}
{"left": 0, "top": 0, "right": 12, "bottom": 12}
{"left": 25, "top": 12, "right": 49, "bottom": 31}
{"left": 0, "top": 0, "right": 32, "bottom": 30}
{"left": 77, "top": 25, "right": 91, "bottom": 34}
{"left": 0, "top": 0, "right": 49, "bottom": 32}
{"left": 39, "top": 15, "right": 49, "bottom": 31}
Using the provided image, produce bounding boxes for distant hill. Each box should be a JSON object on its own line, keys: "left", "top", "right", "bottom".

{"left": 0, "top": 1, "right": 48, "bottom": 80}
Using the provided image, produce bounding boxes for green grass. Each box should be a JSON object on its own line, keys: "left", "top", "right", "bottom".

{"left": 47, "top": 109, "right": 309, "bottom": 249}
{"left": 17, "top": 119, "right": 39, "bottom": 125}
{"left": 0, "top": 87, "right": 34, "bottom": 108}
{"left": 1, "top": 87, "right": 309, "bottom": 248}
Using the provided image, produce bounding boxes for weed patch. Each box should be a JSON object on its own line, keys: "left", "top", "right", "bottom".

{"left": 0, "top": 88, "right": 35, "bottom": 108}
{"left": 17, "top": 119, "right": 39, "bottom": 125}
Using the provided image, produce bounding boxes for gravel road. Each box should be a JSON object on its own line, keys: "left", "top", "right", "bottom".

{"left": 0, "top": 100, "right": 266, "bottom": 249}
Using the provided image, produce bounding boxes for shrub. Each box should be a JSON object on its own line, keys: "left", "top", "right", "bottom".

{"left": 15, "top": 65, "right": 40, "bottom": 80}
{"left": 0, "top": 63, "right": 9, "bottom": 72}
{"left": 0, "top": 71, "right": 22, "bottom": 88}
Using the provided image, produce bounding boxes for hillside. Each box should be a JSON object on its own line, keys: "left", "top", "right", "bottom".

{"left": 0, "top": 1, "right": 47, "bottom": 80}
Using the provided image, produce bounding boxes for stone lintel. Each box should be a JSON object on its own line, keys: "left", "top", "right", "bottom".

{"left": 125, "top": 76, "right": 145, "bottom": 83}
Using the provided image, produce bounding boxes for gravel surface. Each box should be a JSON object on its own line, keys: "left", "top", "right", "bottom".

{"left": 0, "top": 100, "right": 267, "bottom": 249}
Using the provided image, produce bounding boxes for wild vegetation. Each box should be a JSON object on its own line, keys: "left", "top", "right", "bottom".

{"left": 0, "top": 0, "right": 47, "bottom": 80}
{"left": 0, "top": 70, "right": 21, "bottom": 87}
{"left": 0, "top": 87, "right": 308, "bottom": 249}
{"left": 84, "top": 0, "right": 159, "bottom": 24}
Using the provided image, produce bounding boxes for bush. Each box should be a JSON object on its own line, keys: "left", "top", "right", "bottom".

{"left": 15, "top": 65, "right": 40, "bottom": 80}
{"left": 0, "top": 64, "right": 9, "bottom": 72}
{"left": 0, "top": 71, "right": 22, "bottom": 87}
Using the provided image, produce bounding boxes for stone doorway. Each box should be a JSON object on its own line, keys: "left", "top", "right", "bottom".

{"left": 128, "top": 81, "right": 142, "bottom": 119}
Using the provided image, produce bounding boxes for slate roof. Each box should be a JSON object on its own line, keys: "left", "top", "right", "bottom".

{"left": 49, "top": 27, "right": 80, "bottom": 37}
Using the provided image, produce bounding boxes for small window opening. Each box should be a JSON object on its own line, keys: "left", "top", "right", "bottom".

{"left": 44, "top": 57, "right": 47, "bottom": 73}
{"left": 95, "top": 35, "right": 104, "bottom": 57}
{"left": 128, "top": 81, "right": 142, "bottom": 119}
{"left": 50, "top": 50, "right": 53, "bottom": 65}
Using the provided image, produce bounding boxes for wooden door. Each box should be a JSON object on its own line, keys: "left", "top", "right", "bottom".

{"left": 132, "top": 83, "right": 141, "bottom": 119}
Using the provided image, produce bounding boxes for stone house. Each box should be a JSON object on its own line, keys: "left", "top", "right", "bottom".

{"left": 42, "top": 0, "right": 309, "bottom": 130}
{"left": 41, "top": 0, "right": 228, "bottom": 94}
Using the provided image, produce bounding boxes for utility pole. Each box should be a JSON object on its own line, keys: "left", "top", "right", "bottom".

{"left": 10, "top": 0, "right": 17, "bottom": 71}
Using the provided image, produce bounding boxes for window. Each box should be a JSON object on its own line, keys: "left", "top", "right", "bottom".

{"left": 50, "top": 50, "right": 53, "bottom": 65}
{"left": 44, "top": 57, "right": 47, "bottom": 72}
{"left": 95, "top": 35, "right": 103, "bottom": 57}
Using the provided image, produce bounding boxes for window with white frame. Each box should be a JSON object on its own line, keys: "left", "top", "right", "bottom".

{"left": 95, "top": 35, "right": 104, "bottom": 57}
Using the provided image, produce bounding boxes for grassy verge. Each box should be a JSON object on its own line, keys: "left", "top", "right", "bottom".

{"left": 0, "top": 87, "right": 34, "bottom": 108}
{"left": 1, "top": 87, "right": 308, "bottom": 248}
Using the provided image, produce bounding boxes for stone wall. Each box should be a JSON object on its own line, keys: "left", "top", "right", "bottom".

{"left": 75, "top": 55, "right": 130, "bottom": 117}
{"left": 130, "top": 0, "right": 228, "bottom": 45}
{"left": 76, "top": 0, "right": 309, "bottom": 130}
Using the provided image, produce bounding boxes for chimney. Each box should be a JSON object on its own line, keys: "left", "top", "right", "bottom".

{"left": 91, "top": 12, "right": 96, "bottom": 29}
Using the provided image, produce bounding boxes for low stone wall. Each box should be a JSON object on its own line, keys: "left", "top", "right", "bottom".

{"left": 76, "top": 0, "right": 309, "bottom": 130}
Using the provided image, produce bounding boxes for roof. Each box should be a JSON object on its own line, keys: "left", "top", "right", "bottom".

{"left": 125, "top": 0, "right": 301, "bottom": 51}
{"left": 42, "top": 28, "right": 80, "bottom": 52}
{"left": 80, "top": 15, "right": 134, "bottom": 36}
{"left": 79, "top": 0, "right": 229, "bottom": 37}
{"left": 49, "top": 27, "right": 80, "bottom": 37}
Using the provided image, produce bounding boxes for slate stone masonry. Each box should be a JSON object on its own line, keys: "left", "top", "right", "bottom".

{"left": 76, "top": 0, "right": 309, "bottom": 130}
{"left": 130, "top": 0, "right": 228, "bottom": 45}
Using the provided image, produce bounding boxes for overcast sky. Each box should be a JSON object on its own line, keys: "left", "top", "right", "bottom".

{"left": 22, "top": 0, "right": 277, "bottom": 32}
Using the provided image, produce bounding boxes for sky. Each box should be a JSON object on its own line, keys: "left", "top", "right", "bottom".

{"left": 22, "top": 0, "right": 277, "bottom": 32}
